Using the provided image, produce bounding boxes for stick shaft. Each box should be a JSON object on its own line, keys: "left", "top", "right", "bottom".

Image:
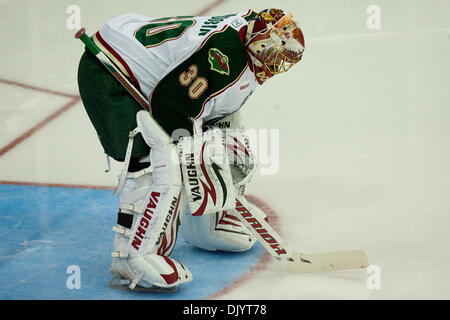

{"left": 75, "top": 29, "right": 150, "bottom": 111}
{"left": 78, "top": 32, "right": 101, "bottom": 55}
{"left": 232, "top": 195, "right": 293, "bottom": 260}
{"left": 232, "top": 195, "right": 369, "bottom": 272}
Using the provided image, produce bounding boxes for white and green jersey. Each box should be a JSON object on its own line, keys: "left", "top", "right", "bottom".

{"left": 94, "top": 10, "right": 258, "bottom": 136}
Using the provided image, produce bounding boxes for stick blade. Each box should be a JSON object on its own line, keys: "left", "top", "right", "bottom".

{"left": 285, "top": 250, "right": 369, "bottom": 273}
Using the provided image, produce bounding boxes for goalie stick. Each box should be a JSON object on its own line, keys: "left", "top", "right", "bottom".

{"left": 233, "top": 195, "right": 369, "bottom": 272}
{"left": 75, "top": 28, "right": 150, "bottom": 111}
{"left": 75, "top": 28, "right": 369, "bottom": 273}
{"left": 75, "top": 28, "right": 152, "bottom": 196}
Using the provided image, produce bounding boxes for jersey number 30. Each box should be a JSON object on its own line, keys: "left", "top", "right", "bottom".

{"left": 178, "top": 65, "right": 208, "bottom": 99}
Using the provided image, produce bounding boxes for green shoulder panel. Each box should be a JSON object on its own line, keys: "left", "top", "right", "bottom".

{"left": 243, "top": 10, "right": 257, "bottom": 21}
{"left": 150, "top": 26, "right": 249, "bottom": 134}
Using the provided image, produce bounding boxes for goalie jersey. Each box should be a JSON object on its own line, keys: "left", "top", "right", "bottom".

{"left": 94, "top": 10, "right": 258, "bottom": 136}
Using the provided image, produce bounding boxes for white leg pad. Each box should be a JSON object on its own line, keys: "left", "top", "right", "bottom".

{"left": 110, "top": 111, "right": 191, "bottom": 290}
{"left": 180, "top": 210, "right": 256, "bottom": 252}
{"left": 126, "top": 111, "right": 183, "bottom": 257}
{"left": 111, "top": 251, "right": 192, "bottom": 289}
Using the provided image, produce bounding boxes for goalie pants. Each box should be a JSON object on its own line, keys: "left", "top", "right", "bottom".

{"left": 77, "top": 49, "right": 149, "bottom": 162}
{"left": 77, "top": 49, "right": 196, "bottom": 163}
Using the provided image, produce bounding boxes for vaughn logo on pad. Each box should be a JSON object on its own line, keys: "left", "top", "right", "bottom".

{"left": 178, "top": 130, "right": 236, "bottom": 216}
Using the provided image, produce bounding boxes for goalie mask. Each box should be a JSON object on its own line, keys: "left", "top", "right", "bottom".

{"left": 245, "top": 9, "right": 305, "bottom": 85}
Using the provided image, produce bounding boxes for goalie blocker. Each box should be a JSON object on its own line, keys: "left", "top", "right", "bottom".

{"left": 178, "top": 129, "right": 236, "bottom": 216}
{"left": 178, "top": 114, "right": 259, "bottom": 253}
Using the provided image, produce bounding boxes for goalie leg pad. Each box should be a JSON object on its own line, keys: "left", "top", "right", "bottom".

{"left": 180, "top": 209, "right": 256, "bottom": 252}
{"left": 109, "top": 110, "right": 192, "bottom": 290}
{"left": 124, "top": 150, "right": 183, "bottom": 257}
{"left": 117, "top": 167, "right": 154, "bottom": 218}
{"left": 111, "top": 187, "right": 190, "bottom": 289}
{"left": 126, "top": 111, "right": 183, "bottom": 257}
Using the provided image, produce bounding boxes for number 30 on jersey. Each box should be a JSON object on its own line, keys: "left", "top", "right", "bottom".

{"left": 178, "top": 64, "right": 208, "bottom": 99}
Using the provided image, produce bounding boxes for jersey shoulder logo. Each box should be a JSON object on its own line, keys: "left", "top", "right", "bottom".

{"left": 208, "top": 48, "right": 230, "bottom": 76}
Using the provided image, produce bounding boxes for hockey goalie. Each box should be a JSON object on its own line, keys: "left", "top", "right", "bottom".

{"left": 77, "top": 9, "right": 305, "bottom": 291}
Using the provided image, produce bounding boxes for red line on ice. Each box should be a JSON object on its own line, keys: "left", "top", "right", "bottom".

{"left": 0, "top": 78, "right": 78, "bottom": 99}
{"left": 195, "top": 0, "right": 226, "bottom": 16}
{"left": 0, "top": 180, "right": 114, "bottom": 190}
{"left": 0, "top": 96, "right": 81, "bottom": 157}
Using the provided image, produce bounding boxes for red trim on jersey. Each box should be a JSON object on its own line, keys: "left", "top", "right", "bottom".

{"left": 238, "top": 25, "right": 247, "bottom": 44}
{"left": 240, "top": 10, "right": 254, "bottom": 71}
{"left": 239, "top": 26, "right": 253, "bottom": 72}
{"left": 241, "top": 9, "right": 253, "bottom": 19}
{"left": 194, "top": 64, "right": 249, "bottom": 120}
{"left": 95, "top": 31, "right": 142, "bottom": 91}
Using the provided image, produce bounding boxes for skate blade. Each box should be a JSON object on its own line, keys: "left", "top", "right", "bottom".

{"left": 109, "top": 277, "right": 178, "bottom": 293}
